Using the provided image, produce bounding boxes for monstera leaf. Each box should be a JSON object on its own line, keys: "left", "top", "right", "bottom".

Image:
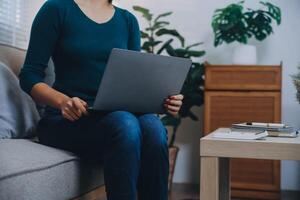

{"left": 260, "top": 1, "right": 281, "bottom": 25}
{"left": 245, "top": 11, "right": 273, "bottom": 41}
{"left": 245, "top": 1, "right": 281, "bottom": 41}
{"left": 212, "top": 1, "right": 281, "bottom": 46}
{"left": 212, "top": 2, "right": 249, "bottom": 46}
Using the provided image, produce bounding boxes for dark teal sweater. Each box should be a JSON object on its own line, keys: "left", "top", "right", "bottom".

{"left": 19, "top": 0, "right": 141, "bottom": 105}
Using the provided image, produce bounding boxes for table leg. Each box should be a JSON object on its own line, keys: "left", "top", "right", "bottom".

{"left": 200, "top": 157, "right": 230, "bottom": 200}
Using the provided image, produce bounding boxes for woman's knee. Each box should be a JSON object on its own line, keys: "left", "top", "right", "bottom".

{"left": 104, "top": 111, "right": 142, "bottom": 143}
{"left": 138, "top": 114, "right": 168, "bottom": 147}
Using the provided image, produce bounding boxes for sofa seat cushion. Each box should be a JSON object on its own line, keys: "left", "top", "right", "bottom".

{"left": 0, "top": 139, "right": 105, "bottom": 200}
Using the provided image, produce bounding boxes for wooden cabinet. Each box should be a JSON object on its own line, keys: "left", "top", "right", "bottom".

{"left": 204, "top": 63, "right": 282, "bottom": 199}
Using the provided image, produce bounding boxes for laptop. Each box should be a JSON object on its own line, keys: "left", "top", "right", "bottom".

{"left": 89, "top": 48, "right": 192, "bottom": 114}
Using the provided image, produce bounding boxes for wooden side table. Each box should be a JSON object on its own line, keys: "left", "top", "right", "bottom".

{"left": 200, "top": 128, "right": 300, "bottom": 200}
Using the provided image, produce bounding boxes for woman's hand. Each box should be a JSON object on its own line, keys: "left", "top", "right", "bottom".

{"left": 164, "top": 94, "right": 184, "bottom": 116}
{"left": 29, "top": 83, "right": 88, "bottom": 121}
{"left": 60, "top": 97, "right": 88, "bottom": 121}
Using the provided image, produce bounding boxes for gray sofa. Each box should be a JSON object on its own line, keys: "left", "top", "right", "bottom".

{"left": 0, "top": 44, "right": 105, "bottom": 200}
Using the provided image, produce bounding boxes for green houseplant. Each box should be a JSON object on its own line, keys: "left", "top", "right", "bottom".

{"left": 133, "top": 5, "right": 205, "bottom": 190}
{"left": 211, "top": 1, "right": 281, "bottom": 64}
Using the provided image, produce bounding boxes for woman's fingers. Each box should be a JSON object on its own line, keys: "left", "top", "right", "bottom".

{"left": 163, "top": 94, "right": 184, "bottom": 116}
{"left": 66, "top": 100, "right": 80, "bottom": 117}
{"left": 65, "top": 107, "right": 79, "bottom": 120}
{"left": 165, "top": 99, "right": 182, "bottom": 106}
{"left": 73, "top": 97, "right": 88, "bottom": 115}
{"left": 62, "top": 109, "right": 75, "bottom": 121}
{"left": 79, "top": 99, "right": 88, "bottom": 107}
{"left": 60, "top": 97, "right": 88, "bottom": 121}
{"left": 164, "top": 104, "right": 180, "bottom": 112}
{"left": 169, "top": 94, "right": 184, "bottom": 100}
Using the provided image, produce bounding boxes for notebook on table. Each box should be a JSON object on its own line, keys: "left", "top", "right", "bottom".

{"left": 213, "top": 129, "right": 268, "bottom": 140}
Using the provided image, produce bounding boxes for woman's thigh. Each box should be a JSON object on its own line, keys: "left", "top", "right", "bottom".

{"left": 37, "top": 110, "right": 142, "bottom": 159}
{"left": 37, "top": 112, "right": 107, "bottom": 157}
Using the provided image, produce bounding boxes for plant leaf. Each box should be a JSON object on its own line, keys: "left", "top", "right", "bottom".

{"left": 154, "top": 11, "right": 173, "bottom": 22}
{"left": 141, "top": 41, "right": 151, "bottom": 52}
{"left": 146, "top": 21, "right": 170, "bottom": 31}
{"left": 156, "top": 38, "right": 173, "bottom": 55}
{"left": 156, "top": 28, "right": 185, "bottom": 47}
{"left": 133, "top": 5, "right": 153, "bottom": 21}
{"left": 186, "top": 42, "right": 204, "bottom": 50}
{"left": 173, "top": 49, "right": 205, "bottom": 58}
{"left": 187, "top": 50, "right": 206, "bottom": 58}
{"left": 245, "top": 11, "right": 274, "bottom": 41}
{"left": 142, "top": 40, "right": 162, "bottom": 53}
{"left": 140, "top": 31, "right": 149, "bottom": 38}
{"left": 165, "top": 44, "right": 177, "bottom": 56}
{"left": 260, "top": 1, "right": 281, "bottom": 25}
{"left": 211, "top": 2, "right": 248, "bottom": 46}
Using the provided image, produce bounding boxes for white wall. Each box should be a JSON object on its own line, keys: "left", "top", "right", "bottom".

{"left": 30, "top": 0, "right": 300, "bottom": 190}
{"left": 118, "top": 0, "right": 300, "bottom": 190}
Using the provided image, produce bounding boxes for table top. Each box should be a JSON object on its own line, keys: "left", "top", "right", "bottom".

{"left": 200, "top": 128, "right": 300, "bottom": 160}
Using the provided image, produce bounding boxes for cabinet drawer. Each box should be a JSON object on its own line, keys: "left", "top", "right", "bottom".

{"left": 205, "top": 64, "right": 282, "bottom": 91}
{"left": 204, "top": 91, "right": 281, "bottom": 134}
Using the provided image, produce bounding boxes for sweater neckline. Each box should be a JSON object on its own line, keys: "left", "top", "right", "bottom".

{"left": 71, "top": 0, "right": 117, "bottom": 26}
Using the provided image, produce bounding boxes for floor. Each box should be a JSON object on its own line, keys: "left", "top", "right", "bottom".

{"left": 169, "top": 184, "right": 300, "bottom": 200}
{"left": 96, "top": 183, "right": 300, "bottom": 200}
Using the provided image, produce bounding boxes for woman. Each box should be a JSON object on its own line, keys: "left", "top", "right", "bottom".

{"left": 19, "top": 0, "right": 183, "bottom": 199}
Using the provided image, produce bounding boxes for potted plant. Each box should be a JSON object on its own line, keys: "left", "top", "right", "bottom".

{"left": 212, "top": 1, "right": 281, "bottom": 64}
{"left": 133, "top": 6, "right": 205, "bottom": 191}
{"left": 292, "top": 65, "right": 300, "bottom": 104}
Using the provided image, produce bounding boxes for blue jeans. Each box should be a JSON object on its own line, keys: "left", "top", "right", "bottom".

{"left": 37, "top": 109, "right": 169, "bottom": 200}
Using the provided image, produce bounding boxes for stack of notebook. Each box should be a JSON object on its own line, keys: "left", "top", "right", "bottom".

{"left": 213, "top": 129, "right": 268, "bottom": 140}
{"left": 213, "top": 122, "right": 298, "bottom": 140}
{"left": 231, "top": 122, "right": 298, "bottom": 138}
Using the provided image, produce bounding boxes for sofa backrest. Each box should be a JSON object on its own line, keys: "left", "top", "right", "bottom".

{"left": 0, "top": 44, "right": 26, "bottom": 76}
{"left": 0, "top": 44, "right": 55, "bottom": 85}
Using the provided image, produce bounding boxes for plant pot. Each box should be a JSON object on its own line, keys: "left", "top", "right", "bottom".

{"left": 232, "top": 44, "right": 257, "bottom": 65}
{"left": 168, "top": 146, "right": 179, "bottom": 191}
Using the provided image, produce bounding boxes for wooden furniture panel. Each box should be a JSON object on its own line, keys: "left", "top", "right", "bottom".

{"left": 204, "top": 64, "right": 282, "bottom": 199}
{"left": 205, "top": 63, "right": 282, "bottom": 91}
{"left": 204, "top": 92, "right": 281, "bottom": 133}
{"left": 231, "top": 159, "right": 280, "bottom": 190}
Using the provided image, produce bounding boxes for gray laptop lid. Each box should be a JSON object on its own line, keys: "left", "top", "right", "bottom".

{"left": 93, "top": 48, "right": 192, "bottom": 114}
